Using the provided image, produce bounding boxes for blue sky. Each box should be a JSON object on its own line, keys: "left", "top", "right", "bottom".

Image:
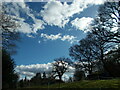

{"left": 11, "top": 2, "right": 99, "bottom": 65}
{"left": 3, "top": 0, "right": 105, "bottom": 79}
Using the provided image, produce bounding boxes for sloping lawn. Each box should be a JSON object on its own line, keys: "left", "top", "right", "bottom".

{"left": 26, "top": 79, "right": 120, "bottom": 88}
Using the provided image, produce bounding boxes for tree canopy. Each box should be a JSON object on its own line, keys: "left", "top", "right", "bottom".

{"left": 69, "top": 1, "right": 120, "bottom": 77}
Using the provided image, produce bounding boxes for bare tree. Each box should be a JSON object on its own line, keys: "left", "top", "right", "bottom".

{"left": 90, "top": 1, "right": 120, "bottom": 75}
{"left": 52, "top": 57, "right": 71, "bottom": 81}
{"left": 69, "top": 34, "right": 99, "bottom": 75}
{"left": 91, "top": 1, "right": 120, "bottom": 44}
{"left": 43, "top": 72, "right": 46, "bottom": 79}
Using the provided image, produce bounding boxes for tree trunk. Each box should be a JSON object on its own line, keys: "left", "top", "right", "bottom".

{"left": 59, "top": 75, "right": 62, "bottom": 81}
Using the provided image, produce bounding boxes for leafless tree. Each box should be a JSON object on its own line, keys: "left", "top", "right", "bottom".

{"left": 52, "top": 57, "right": 71, "bottom": 81}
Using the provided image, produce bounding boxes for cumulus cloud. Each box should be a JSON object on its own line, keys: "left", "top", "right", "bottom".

{"left": 61, "top": 35, "right": 77, "bottom": 44}
{"left": 15, "top": 62, "right": 75, "bottom": 80}
{"left": 16, "top": 63, "right": 53, "bottom": 73}
{"left": 4, "top": 2, "right": 44, "bottom": 34}
{"left": 40, "top": 33, "right": 78, "bottom": 44}
{"left": 33, "top": 19, "right": 45, "bottom": 33}
{"left": 41, "top": 33, "right": 62, "bottom": 40}
{"left": 17, "top": 21, "right": 34, "bottom": 34}
{"left": 17, "top": 71, "right": 35, "bottom": 77}
{"left": 71, "top": 17, "right": 94, "bottom": 33}
{"left": 3, "top": 0, "right": 106, "bottom": 41}
{"left": 15, "top": 63, "right": 53, "bottom": 79}
{"left": 40, "top": 0, "right": 105, "bottom": 27}
{"left": 3, "top": 0, "right": 105, "bottom": 35}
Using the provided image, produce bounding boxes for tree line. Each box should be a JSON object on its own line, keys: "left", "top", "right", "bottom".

{"left": 1, "top": 1, "right": 120, "bottom": 89}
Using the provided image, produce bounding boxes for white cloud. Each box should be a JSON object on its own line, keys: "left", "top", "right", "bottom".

{"left": 40, "top": 33, "right": 78, "bottom": 44}
{"left": 3, "top": 0, "right": 105, "bottom": 39}
{"left": 4, "top": 0, "right": 105, "bottom": 35}
{"left": 27, "top": 34, "right": 35, "bottom": 38}
{"left": 15, "top": 63, "right": 53, "bottom": 79}
{"left": 16, "top": 63, "right": 53, "bottom": 73}
{"left": 84, "top": 0, "right": 105, "bottom": 5}
{"left": 2, "top": 0, "right": 24, "bottom": 2}
{"left": 41, "top": 33, "right": 62, "bottom": 40}
{"left": 61, "top": 35, "right": 78, "bottom": 44}
{"left": 40, "top": 0, "right": 105, "bottom": 27}
{"left": 33, "top": 19, "right": 45, "bottom": 33}
{"left": 71, "top": 17, "right": 94, "bottom": 33}
{"left": 4, "top": 2, "right": 44, "bottom": 34}
{"left": 15, "top": 62, "right": 75, "bottom": 80}
{"left": 17, "top": 21, "right": 34, "bottom": 34}
{"left": 18, "top": 71, "right": 35, "bottom": 77}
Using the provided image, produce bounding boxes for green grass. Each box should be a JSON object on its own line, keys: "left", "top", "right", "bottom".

{"left": 26, "top": 79, "right": 120, "bottom": 89}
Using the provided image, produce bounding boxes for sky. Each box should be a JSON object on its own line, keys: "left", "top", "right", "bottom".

{"left": 3, "top": 0, "right": 106, "bottom": 80}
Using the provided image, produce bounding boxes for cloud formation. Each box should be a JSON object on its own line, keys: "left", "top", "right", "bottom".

{"left": 71, "top": 17, "right": 94, "bottom": 32}
{"left": 61, "top": 35, "right": 78, "bottom": 44}
{"left": 41, "top": 33, "right": 78, "bottom": 44}
{"left": 41, "top": 33, "right": 61, "bottom": 40}
{"left": 15, "top": 62, "right": 75, "bottom": 80}
{"left": 4, "top": 2, "right": 44, "bottom": 34}
{"left": 3, "top": 0, "right": 105, "bottom": 44}
{"left": 41, "top": 0, "right": 104, "bottom": 27}
{"left": 16, "top": 63, "right": 53, "bottom": 74}
{"left": 3, "top": 0, "right": 105, "bottom": 34}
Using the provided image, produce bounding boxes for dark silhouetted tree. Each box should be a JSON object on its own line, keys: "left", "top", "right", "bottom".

{"left": 69, "top": 34, "right": 99, "bottom": 75}
{"left": 103, "top": 46, "right": 120, "bottom": 77}
{"left": 23, "top": 76, "right": 30, "bottom": 87}
{"left": 73, "top": 70, "right": 85, "bottom": 81}
{"left": 30, "top": 73, "right": 42, "bottom": 85}
{"left": 2, "top": 49, "right": 19, "bottom": 89}
{"left": 36, "top": 72, "right": 42, "bottom": 79}
{"left": 19, "top": 79, "right": 24, "bottom": 88}
{"left": 89, "top": 1, "right": 120, "bottom": 76}
{"left": 52, "top": 57, "right": 71, "bottom": 81}
{"left": 68, "top": 77, "right": 73, "bottom": 82}
{"left": 1, "top": 4, "right": 21, "bottom": 89}
{"left": 91, "top": 1, "right": 120, "bottom": 44}
{"left": 43, "top": 72, "right": 46, "bottom": 79}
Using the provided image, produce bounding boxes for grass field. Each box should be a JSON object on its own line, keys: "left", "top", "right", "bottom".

{"left": 25, "top": 79, "right": 120, "bottom": 89}
{"left": 8, "top": 79, "right": 120, "bottom": 90}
